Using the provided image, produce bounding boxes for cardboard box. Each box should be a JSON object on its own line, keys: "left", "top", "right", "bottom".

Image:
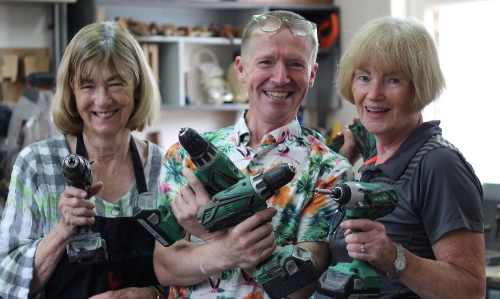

{"left": 23, "top": 55, "right": 50, "bottom": 77}
{"left": 0, "top": 54, "right": 18, "bottom": 82}
{"left": 0, "top": 48, "right": 50, "bottom": 102}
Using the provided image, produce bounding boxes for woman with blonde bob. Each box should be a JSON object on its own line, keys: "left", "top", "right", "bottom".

{"left": 328, "top": 16, "right": 485, "bottom": 299}
{"left": 0, "top": 21, "right": 167, "bottom": 298}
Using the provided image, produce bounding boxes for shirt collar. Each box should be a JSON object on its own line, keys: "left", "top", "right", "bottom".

{"left": 232, "top": 110, "right": 301, "bottom": 147}
{"left": 364, "top": 120, "right": 442, "bottom": 180}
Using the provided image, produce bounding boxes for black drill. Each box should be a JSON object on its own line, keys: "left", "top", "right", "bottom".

{"left": 62, "top": 154, "right": 108, "bottom": 266}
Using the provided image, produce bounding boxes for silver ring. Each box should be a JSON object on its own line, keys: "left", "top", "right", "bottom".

{"left": 361, "top": 243, "right": 365, "bottom": 253}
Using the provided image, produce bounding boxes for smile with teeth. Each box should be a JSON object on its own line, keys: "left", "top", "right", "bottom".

{"left": 366, "top": 107, "right": 389, "bottom": 113}
{"left": 95, "top": 111, "right": 115, "bottom": 117}
{"left": 266, "top": 91, "right": 290, "bottom": 100}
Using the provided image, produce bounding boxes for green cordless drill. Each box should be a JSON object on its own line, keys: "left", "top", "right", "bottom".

{"left": 62, "top": 154, "right": 108, "bottom": 266}
{"left": 197, "top": 162, "right": 296, "bottom": 232}
{"left": 133, "top": 127, "right": 295, "bottom": 246}
{"left": 178, "top": 127, "right": 246, "bottom": 195}
{"left": 133, "top": 127, "right": 248, "bottom": 246}
{"left": 328, "top": 119, "right": 376, "bottom": 161}
{"left": 314, "top": 181, "right": 398, "bottom": 299}
{"left": 133, "top": 163, "right": 296, "bottom": 247}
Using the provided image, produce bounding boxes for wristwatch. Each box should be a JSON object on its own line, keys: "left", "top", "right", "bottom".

{"left": 387, "top": 243, "right": 406, "bottom": 279}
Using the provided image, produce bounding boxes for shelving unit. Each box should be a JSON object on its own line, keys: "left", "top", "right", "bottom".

{"left": 89, "top": 0, "right": 340, "bottom": 116}
{"left": 138, "top": 36, "right": 242, "bottom": 108}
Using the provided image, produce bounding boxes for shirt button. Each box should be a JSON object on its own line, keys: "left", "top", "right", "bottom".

{"left": 278, "top": 144, "right": 286, "bottom": 151}
{"left": 111, "top": 206, "right": 120, "bottom": 216}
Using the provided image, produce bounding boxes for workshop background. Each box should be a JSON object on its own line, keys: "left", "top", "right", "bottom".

{"left": 1, "top": 0, "right": 499, "bottom": 298}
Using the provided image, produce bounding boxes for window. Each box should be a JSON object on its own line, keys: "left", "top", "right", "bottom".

{"left": 420, "top": 0, "right": 500, "bottom": 184}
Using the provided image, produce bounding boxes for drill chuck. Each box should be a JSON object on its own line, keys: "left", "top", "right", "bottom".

{"left": 331, "top": 184, "right": 352, "bottom": 206}
{"left": 251, "top": 163, "right": 296, "bottom": 200}
{"left": 179, "top": 127, "right": 213, "bottom": 169}
{"left": 62, "top": 154, "right": 93, "bottom": 193}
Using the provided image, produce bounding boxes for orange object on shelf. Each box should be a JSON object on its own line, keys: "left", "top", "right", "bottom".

{"left": 318, "top": 12, "right": 339, "bottom": 50}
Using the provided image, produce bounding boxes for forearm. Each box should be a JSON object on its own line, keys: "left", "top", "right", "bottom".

{"left": 398, "top": 253, "right": 485, "bottom": 299}
{"left": 153, "top": 239, "right": 233, "bottom": 286}
{"left": 29, "top": 224, "right": 70, "bottom": 295}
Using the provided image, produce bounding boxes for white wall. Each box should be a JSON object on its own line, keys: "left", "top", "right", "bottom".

{"left": 0, "top": 3, "right": 52, "bottom": 48}
{"left": 0, "top": 0, "right": 392, "bottom": 149}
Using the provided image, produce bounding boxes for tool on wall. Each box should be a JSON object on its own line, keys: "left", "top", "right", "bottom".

{"left": 318, "top": 12, "right": 339, "bottom": 50}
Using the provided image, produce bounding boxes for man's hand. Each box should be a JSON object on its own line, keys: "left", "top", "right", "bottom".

{"left": 337, "top": 118, "right": 362, "bottom": 165}
{"left": 215, "top": 207, "right": 278, "bottom": 272}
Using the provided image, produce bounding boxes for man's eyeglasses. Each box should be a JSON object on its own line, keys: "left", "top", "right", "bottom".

{"left": 245, "top": 14, "right": 317, "bottom": 38}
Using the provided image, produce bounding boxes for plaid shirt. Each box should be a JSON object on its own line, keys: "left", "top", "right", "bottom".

{"left": 0, "top": 134, "right": 165, "bottom": 299}
{"left": 160, "top": 112, "right": 355, "bottom": 299}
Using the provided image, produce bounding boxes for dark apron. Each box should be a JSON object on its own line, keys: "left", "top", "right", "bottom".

{"left": 44, "top": 135, "right": 159, "bottom": 298}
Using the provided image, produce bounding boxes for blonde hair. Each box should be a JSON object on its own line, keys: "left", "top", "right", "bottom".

{"left": 51, "top": 21, "right": 161, "bottom": 134}
{"left": 336, "top": 16, "right": 445, "bottom": 113}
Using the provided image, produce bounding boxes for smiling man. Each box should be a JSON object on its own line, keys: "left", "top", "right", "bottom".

{"left": 153, "top": 10, "right": 354, "bottom": 299}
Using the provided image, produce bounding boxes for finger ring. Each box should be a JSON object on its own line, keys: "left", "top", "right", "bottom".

{"left": 361, "top": 243, "right": 365, "bottom": 253}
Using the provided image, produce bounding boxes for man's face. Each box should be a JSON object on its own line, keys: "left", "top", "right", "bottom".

{"left": 236, "top": 28, "right": 318, "bottom": 128}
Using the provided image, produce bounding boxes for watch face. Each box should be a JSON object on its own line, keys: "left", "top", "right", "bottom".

{"left": 395, "top": 258, "right": 406, "bottom": 270}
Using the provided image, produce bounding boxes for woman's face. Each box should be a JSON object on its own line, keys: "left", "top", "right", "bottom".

{"left": 74, "top": 64, "right": 137, "bottom": 137}
{"left": 351, "top": 60, "right": 420, "bottom": 141}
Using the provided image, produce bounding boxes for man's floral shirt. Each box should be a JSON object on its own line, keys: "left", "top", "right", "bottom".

{"left": 159, "top": 113, "right": 354, "bottom": 299}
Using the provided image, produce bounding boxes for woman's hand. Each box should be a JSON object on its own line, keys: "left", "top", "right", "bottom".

{"left": 340, "top": 218, "right": 395, "bottom": 273}
{"left": 57, "top": 181, "right": 103, "bottom": 239}
{"left": 171, "top": 167, "right": 213, "bottom": 239}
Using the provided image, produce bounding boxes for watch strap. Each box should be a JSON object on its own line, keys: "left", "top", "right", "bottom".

{"left": 387, "top": 243, "right": 406, "bottom": 279}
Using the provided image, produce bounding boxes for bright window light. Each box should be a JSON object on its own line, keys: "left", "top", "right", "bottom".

{"left": 423, "top": 0, "right": 500, "bottom": 184}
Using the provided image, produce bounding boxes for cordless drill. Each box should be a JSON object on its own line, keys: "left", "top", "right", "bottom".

{"left": 133, "top": 163, "right": 295, "bottom": 247}
{"left": 134, "top": 127, "right": 256, "bottom": 246}
{"left": 197, "top": 162, "right": 296, "bottom": 232}
{"left": 328, "top": 119, "right": 376, "bottom": 161}
{"left": 179, "top": 127, "right": 246, "bottom": 195}
{"left": 62, "top": 154, "right": 108, "bottom": 266}
{"left": 133, "top": 127, "right": 295, "bottom": 246}
{"left": 314, "top": 181, "right": 398, "bottom": 299}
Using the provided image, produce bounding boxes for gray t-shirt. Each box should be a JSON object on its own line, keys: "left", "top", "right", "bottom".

{"left": 328, "top": 121, "right": 483, "bottom": 299}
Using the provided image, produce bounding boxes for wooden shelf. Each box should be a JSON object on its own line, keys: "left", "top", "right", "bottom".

{"left": 139, "top": 36, "right": 241, "bottom": 45}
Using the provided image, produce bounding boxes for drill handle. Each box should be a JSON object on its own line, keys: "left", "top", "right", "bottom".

{"left": 328, "top": 119, "right": 376, "bottom": 160}
{"left": 79, "top": 225, "right": 92, "bottom": 235}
